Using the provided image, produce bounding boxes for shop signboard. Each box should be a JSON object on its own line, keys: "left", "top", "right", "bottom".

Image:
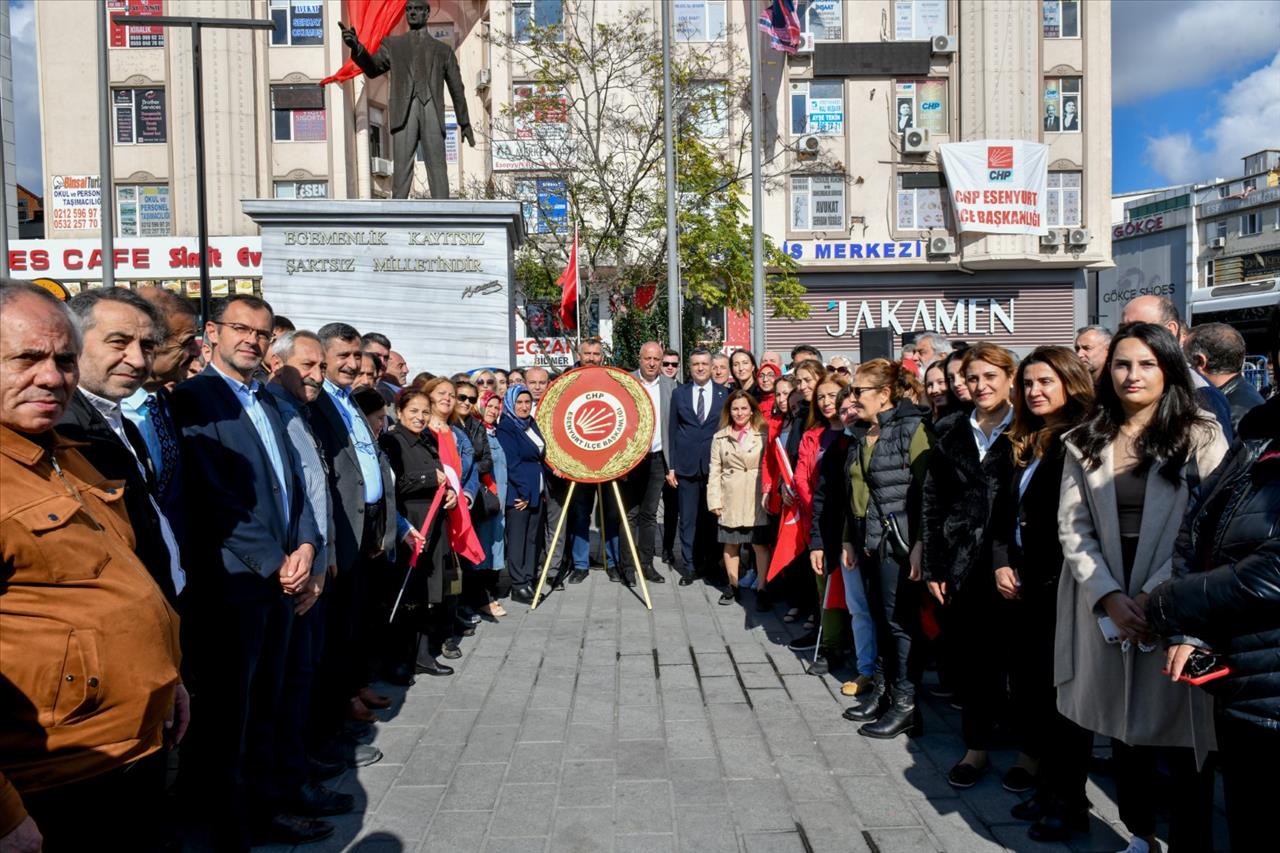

{"left": 938, "top": 140, "right": 1049, "bottom": 235}
{"left": 7, "top": 236, "right": 263, "bottom": 279}
{"left": 49, "top": 175, "right": 102, "bottom": 232}
{"left": 1095, "top": 225, "right": 1187, "bottom": 332}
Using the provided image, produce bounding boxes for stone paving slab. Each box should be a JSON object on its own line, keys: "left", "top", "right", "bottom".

{"left": 267, "top": 561, "right": 1229, "bottom": 852}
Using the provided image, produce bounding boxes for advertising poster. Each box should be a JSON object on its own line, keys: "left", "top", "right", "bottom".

{"left": 938, "top": 140, "right": 1049, "bottom": 235}
{"left": 108, "top": 0, "right": 164, "bottom": 48}
{"left": 49, "top": 175, "right": 102, "bottom": 232}
{"left": 445, "top": 110, "right": 458, "bottom": 164}
{"left": 289, "top": 2, "right": 324, "bottom": 46}
{"left": 137, "top": 88, "right": 166, "bottom": 143}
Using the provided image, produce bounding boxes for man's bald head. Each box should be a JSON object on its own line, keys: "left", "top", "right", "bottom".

{"left": 638, "top": 341, "right": 663, "bottom": 381}
{"left": 524, "top": 366, "right": 550, "bottom": 400}
{"left": 1122, "top": 295, "right": 1182, "bottom": 340}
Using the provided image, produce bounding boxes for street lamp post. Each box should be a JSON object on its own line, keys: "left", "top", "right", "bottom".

{"left": 110, "top": 14, "right": 274, "bottom": 323}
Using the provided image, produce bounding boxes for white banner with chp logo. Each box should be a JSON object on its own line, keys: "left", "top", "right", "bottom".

{"left": 938, "top": 140, "right": 1049, "bottom": 235}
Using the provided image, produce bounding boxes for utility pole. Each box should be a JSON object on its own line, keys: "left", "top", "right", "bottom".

{"left": 660, "top": 1, "right": 680, "bottom": 356}
{"left": 748, "top": 18, "right": 765, "bottom": 354}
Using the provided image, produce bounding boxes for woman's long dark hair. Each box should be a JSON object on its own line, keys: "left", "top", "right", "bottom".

{"left": 1009, "top": 346, "right": 1095, "bottom": 466}
{"left": 1070, "top": 323, "right": 1211, "bottom": 483}
{"left": 939, "top": 347, "right": 973, "bottom": 418}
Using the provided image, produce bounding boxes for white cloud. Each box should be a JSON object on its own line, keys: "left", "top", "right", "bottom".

{"left": 10, "top": 0, "right": 43, "bottom": 194}
{"left": 1113, "top": 0, "right": 1280, "bottom": 104}
{"left": 1143, "top": 51, "right": 1280, "bottom": 184}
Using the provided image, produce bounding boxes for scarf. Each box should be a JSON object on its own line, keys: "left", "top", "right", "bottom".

{"left": 503, "top": 383, "right": 534, "bottom": 430}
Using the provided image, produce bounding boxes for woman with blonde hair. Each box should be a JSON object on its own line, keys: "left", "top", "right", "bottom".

{"left": 707, "top": 390, "right": 772, "bottom": 605}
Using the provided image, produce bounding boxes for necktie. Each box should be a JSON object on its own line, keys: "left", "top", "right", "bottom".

{"left": 150, "top": 393, "right": 180, "bottom": 498}
{"left": 696, "top": 387, "right": 706, "bottom": 423}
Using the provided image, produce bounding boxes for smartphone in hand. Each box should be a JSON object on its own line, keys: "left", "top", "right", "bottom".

{"left": 1164, "top": 649, "right": 1232, "bottom": 686}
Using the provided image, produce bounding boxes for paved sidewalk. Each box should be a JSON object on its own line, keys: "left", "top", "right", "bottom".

{"left": 261, "top": 565, "right": 1228, "bottom": 853}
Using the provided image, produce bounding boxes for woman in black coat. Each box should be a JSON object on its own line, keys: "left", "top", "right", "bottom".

{"left": 1146, "top": 394, "right": 1280, "bottom": 852}
{"left": 990, "top": 347, "right": 1096, "bottom": 841}
{"left": 921, "top": 342, "right": 1017, "bottom": 789}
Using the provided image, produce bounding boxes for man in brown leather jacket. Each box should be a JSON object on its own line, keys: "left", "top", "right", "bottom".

{"left": 0, "top": 281, "right": 186, "bottom": 852}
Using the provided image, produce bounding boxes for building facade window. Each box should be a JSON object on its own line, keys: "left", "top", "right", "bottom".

{"left": 369, "top": 105, "right": 387, "bottom": 160}
{"left": 791, "top": 175, "right": 845, "bottom": 230}
{"left": 274, "top": 180, "right": 328, "bottom": 199}
{"left": 513, "top": 84, "right": 569, "bottom": 139}
{"left": 893, "top": 0, "right": 948, "bottom": 39}
{"left": 798, "top": 0, "right": 843, "bottom": 40}
{"left": 896, "top": 173, "right": 948, "bottom": 230}
{"left": 1205, "top": 259, "right": 1215, "bottom": 287}
{"left": 270, "top": 0, "right": 324, "bottom": 46}
{"left": 790, "top": 80, "right": 844, "bottom": 136}
{"left": 673, "top": 0, "right": 726, "bottom": 41}
{"left": 1241, "top": 212, "right": 1262, "bottom": 236}
{"left": 1042, "top": 0, "right": 1080, "bottom": 39}
{"left": 1046, "top": 172, "right": 1082, "bottom": 227}
{"left": 686, "top": 81, "right": 730, "bottom": 138}
{"left": 113, "top": 87, "right": 166, "bottom": 144}
{"left": 1212, "top": 219, "right": 1228, "bottom": 240}
{"left": 894, "top": 79, "right": 947, "bottom": 134}
{"left": 1128, "top": 194, "right": 1189, "bottom": 219}
{"left": 271, "top": 85, "right": 326, "bottom": 141}
{"left": 1043, "top": 77, "right": 1081, "bottom": 133}
{"left": 514, "top": 0, "right": 563, "bottom": 42}
{"left": 515, "top": 177, "right": 569, "bottom": 234}
{"left": 116, "top": 184, "right": 170, "bottom": 236}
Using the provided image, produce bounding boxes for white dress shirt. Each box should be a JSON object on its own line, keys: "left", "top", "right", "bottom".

{"left": 968, "top": 405, "right": 1013, "bottom": 463}
{"left": 641, "top": 375, "right": 663, "bottom": 453}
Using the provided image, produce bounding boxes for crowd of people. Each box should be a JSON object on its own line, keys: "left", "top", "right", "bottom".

{"left": 1, "top": 277, "right": 1276, "bottom": 853}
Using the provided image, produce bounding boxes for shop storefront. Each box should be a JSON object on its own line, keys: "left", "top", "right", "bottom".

{"left": 766, "top": 269, "right": 1084, "bottom": 361}
{"left": 6, "top": 236, "right": 264, "bottom": 299}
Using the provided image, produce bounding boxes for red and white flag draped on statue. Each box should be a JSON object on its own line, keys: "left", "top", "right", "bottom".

{"left": 557, "top": 225, "right": 579, "bottom": 332}
{"left": 322, "top": 0, "right": 406, "bottom": 86}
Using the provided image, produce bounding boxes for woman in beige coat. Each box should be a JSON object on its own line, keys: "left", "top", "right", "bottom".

{"left": 1056, "top": 323, "right": 1227, "bottom": 853}
{"left": 708, "top": 390, "right": 773, "bottom": 605}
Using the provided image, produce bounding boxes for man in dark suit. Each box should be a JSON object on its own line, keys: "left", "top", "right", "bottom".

{"left": 170, "top": 294, "right": 326, "bottom": 849}
{"left": 1043, "top": 102, "right": 1060, "bottom": 132}
{"left": 667, "top": 347, "right": 728, "bottom": 585}
{"left": 309, "top": 323, "right": 402, "bottom": 740}
{"left": 59, "top": 288, "right": 183, "bottom": 604}
{"left": 622, "top": 341, "right": 674, "bottom": 584}
{"left": 340, "top": 0, "right": 474, "bottom": 198}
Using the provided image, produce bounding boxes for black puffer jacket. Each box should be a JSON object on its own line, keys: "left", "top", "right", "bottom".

{"left": 921, "top": 410, "right": 1014, "bottom": 592}
{"left": 853, "top": 398, "right": 932, "bottom": 550}
{"left": 1147, "top": 395, "right": 1280, "bottom": 730}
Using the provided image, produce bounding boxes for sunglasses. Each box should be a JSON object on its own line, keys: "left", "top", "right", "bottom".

{"left": 457, "top": 394, "right": 477, "bottom": 404}
{"left": 826, "top": 365, "right": 850, "bottom": 375}
{"left": 476, "top": 378, "right": 495, "bottom": 386}
{"left": 850, "top": 385, "right": 885, "bottom": 397}
{"left": 662, "top": 360, "right": 679, "bottom": 367}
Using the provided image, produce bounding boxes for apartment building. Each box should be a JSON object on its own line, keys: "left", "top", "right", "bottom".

{"left": 22, "top": 0, "right": 1111, "bottom": 360}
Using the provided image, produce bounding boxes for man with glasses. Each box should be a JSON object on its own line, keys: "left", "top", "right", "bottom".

{"left": 660, "top": 348, "right": 682, "bottom": 562}
{"left": 661, "top": 349, "right": 681, "bottom": 381}
{"left": 308, "top": 323, "right": 397, "bottom": 768}
{"left": 170, "top": 294, "right": 325, "bottom": 846}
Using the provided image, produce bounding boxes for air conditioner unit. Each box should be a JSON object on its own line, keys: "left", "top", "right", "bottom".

{"left": 1209, "top": 236, "right": 1227, "bottom": 249}
{"left": 1040, "top": 229, "right": 1063, "bottom": 246}
{"left": 371, "top": 157, "right": 393, "bottom": 177}
{"left": 797, "top": 32, "right": 815, "bottom": 54}
{"left": 902, "top": 128, "right": 930, "bottom": 154}
{"left": 475, "top": 68, "right": 492, "bottom": 90}
{"left": 927, "top": 234, "right": 956, "bottom": 256}
{"left": 797, "top": 134, "right": 821, "bottom": 154}
{"left": 1067, "top": 227, "right": 1091, "bottom": 246}
{"left": 931, "top": 35, "right": 957, "bottom": 54}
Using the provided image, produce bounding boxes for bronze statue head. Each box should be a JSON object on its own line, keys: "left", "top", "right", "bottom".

{"left": 405, "top": 0, "right": 429, "bottom": 30}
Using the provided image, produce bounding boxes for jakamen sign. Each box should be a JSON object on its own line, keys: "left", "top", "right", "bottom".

{"left": 823, "top": 297, "right": 1016, "bottom": 338}
{"left": 939, "top": 140, "right": 1050, "bottom": 235}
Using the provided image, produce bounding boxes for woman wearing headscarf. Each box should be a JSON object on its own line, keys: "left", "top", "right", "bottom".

{"left": 472, "top": 391, "right": 508, "bottom": 617}
{"left": 495, "top": 384, "right": 548, "bottom": 605}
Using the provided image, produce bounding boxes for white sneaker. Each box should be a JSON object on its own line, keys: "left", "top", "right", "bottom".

{"left": 1118, "top": 837, "right": 1152, "bottom": 853}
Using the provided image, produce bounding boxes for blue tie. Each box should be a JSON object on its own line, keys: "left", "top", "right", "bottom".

{"left": 695, "top": 387, "right": 706, "bottom": 423}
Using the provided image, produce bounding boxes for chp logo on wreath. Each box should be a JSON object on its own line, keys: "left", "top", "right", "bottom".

{"left": 536, "top": 367, "right": 654, "bottom": 484}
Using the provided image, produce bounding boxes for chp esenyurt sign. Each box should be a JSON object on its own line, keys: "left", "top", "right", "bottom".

{"left": 938, "top": 140, "right": 1050, "bottom": 235}
{"left": 535, "top": 367, "right": 654, "bottom": 484}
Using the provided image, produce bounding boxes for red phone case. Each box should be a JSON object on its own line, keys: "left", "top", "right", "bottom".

{"left": 1179, "top": 666, "right": 1232, "bottom": 686}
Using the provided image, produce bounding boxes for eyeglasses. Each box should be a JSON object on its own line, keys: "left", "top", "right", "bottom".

{"left": 457, "top": 394, "right": 477, "bottom": 404}
{"left": 662, "top": 360, "right": 679, "bottom": 368}
{"left": 216, "top": 321, "right": 272, "bottom": 343}
{"left": 850, "top": 385, "right": 885, "bottom": 397}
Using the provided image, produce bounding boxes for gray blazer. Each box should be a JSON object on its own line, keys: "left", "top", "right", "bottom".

{"left": 632, "top": 370, "right": 675, "bottom": 469}
{"left": 309, "top": 390, "right": 397, "bottom": 571}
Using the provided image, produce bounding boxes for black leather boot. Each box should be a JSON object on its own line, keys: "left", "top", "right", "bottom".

{"left": 842, "top": 687, "right": 888, "bottom": 722}
{"left": 858, "top": 694, "right": 922, "bottom": 739}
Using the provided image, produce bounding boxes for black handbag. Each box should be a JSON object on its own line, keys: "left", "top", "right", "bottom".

{"left": 472, "top": 483, "right": 501, "bottom": 520}
{"left": 858, "top": 446, "right": 912, "bottom": 564}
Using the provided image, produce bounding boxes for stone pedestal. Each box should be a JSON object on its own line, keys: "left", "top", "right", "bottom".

{"left": 242, "top": 199, "right": 526, "bottom": 377}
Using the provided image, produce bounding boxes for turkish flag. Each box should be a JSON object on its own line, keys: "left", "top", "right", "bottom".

{"left": 824, "top": 562, "right": 848, "bottom": 612}
{"left": 558, "top": 227, "right": 579, "bottom": 331}
{"left": 767, "top": 438, "right": 805, "bottom": 581}
{"left": 322, "top": 0, "right": 406, "bottom": 86}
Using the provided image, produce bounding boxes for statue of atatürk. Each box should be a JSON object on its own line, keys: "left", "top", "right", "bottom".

{"left": 339, "top": 0, "right": 475, "bottom": 199}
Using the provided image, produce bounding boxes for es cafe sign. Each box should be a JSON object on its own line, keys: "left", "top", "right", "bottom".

{"left": 8, "top": 237, "right": 264, "bottom": 278}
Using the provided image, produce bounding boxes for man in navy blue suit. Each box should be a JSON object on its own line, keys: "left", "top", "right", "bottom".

{"left": 170, "top": 294, "right": 328, "bottom": 849}
{"left": 666, "top": 347, "right": 727, "bottom": 585}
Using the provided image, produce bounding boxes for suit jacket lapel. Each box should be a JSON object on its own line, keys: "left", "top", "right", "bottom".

{"left": 200, "top": 368, "right": 277, "bottom": 494}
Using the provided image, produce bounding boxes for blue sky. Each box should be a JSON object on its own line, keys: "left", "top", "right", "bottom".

{"left": 10, "top": 0, "right": 1280, "bottom": 197}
